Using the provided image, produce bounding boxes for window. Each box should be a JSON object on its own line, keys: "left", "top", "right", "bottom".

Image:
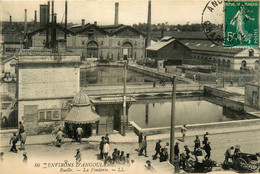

{"left": 39, "top": 112, "right": 45, "bottom": 120}
{"left": 38, "top": 110, "right": 61, "bottom": 121}
{"left": 46, "top": 111, "right": 52, "bottom": 119}
{"left": 249, "top": 49, "right": 254, "bottom": 57}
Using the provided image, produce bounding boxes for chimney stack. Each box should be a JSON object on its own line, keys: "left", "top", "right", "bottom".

{"left": 146, "top": 0, "right": 152, "bottom": 47}
{"left": 24, "top": 9, "right": 27, "bottom": 36}
{"left": 9, "top": 16, "right": 12, "bottom": 24}
{"left": 94, "top": 21, "right": 97, "bottom": 26}
{"left": 52, "top": 0, "right": 54, "bottom": 23}
{"left": 114, "top": 2, "right": 119, "bottom": 25}
{"left": 81, "top": 19, "right": 85, "bottom": 28}
{"left": 34, "top": 10, "right": 37, "bottom": 24}
{"left": 64, "top": 0, "right": 68, "bottom": 40}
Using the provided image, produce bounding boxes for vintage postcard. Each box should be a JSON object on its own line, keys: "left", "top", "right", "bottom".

{"left": 1, "top": 0, "right": 260, "bottom": 174}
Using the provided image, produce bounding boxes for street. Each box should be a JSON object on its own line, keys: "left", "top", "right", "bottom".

{"left": 1, "top": 129, "right": 260, "bottom": 173}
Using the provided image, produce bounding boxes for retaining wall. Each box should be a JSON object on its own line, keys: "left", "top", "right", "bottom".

{"left": 129, "top": 119, "right": 260, "bottom": 136}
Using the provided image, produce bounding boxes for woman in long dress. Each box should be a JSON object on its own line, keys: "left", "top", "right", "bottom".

{"left": 230, "top": 4, "right": 255, "bottom": 43}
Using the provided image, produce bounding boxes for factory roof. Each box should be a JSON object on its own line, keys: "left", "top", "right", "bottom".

{"left": 28, "top": 22, "right": 76, "bottom": 36}
{"left": 178, "top": 39, "right": 244, "bottom": 54}
{"left": 146, "top": 37, "right": 175, "bottom": 51}
{"left": 153, "top": 31, "right": 209, "bottom": 40}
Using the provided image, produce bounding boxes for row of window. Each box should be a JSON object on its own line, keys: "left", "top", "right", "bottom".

{"left": 38, "top": 110, "right": 61, "bottom": 121}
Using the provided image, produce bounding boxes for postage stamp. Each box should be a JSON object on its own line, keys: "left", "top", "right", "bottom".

{"left": 224, "top": 1, "right": 259, "bottom": 47}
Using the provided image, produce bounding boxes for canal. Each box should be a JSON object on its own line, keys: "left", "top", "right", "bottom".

{"left": 80, "top": 66, "right": 186, "bottom": 86}
{"left": 127, "top": 97, "right": 232, "bottom": 129}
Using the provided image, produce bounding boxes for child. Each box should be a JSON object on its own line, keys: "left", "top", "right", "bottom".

{"left": 23, "top": 152, "right": 28, "bottom": 163}
{"left": 9, "top": 133, "right": 18, "bottom": 153}
{"left": 75, "top": 149, "right": 81, "bottom": 163}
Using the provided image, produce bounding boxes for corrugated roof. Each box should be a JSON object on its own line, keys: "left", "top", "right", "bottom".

{"left": 146, "top": 39, "right": 175, "bottom": 51}
{"left": 179, "top": 40, "right": 243, "bottom": 54}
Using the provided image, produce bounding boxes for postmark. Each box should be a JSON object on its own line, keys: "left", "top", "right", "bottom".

{"left": 201, "top": 0, "right": 225, "bottom": 47}
{"left": 224, "top": 1, "right": 259, "bottom": 47}
{"left": 201, "top": 0, "right": 259, "bottom": 47}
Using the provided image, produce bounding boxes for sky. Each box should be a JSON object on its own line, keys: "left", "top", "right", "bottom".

{"left": 0, "top": 0, "right": 213, "bottom": 25}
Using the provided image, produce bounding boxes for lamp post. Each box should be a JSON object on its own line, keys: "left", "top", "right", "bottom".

{"left": 122, "top": 60, "right": 127, "bottom": 136}
{"left": 170, "top": 76, "right": 176, "bottom": 165}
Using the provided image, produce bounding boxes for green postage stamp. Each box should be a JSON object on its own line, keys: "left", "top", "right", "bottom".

{"left": 224, "top": 1, "right": 259, "bottom": 47}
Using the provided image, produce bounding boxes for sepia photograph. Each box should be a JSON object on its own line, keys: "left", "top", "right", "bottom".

{"left": 0, "top": 0, "right": 260, "bottom": 173}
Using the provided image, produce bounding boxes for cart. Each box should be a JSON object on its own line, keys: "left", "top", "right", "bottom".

{"left": 185, "top": 158, "right": 217, "bottom": 173}
{"left": 222, "top": 152, "right": 259, "bottom": 173}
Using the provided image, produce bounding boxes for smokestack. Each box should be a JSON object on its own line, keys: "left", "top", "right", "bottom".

{"left": 34, "top": 10, "right": 37, "bottom": 24}
{"left": 146, "top": 0, "right": 152, "bottom": 47}
{"left": 51, "top": 13, "right": 57, "bottom": 52}
{"left": 94, "top": 21, "right": 97, "bottom": 26}
{"left": 9, "top": 16, "right": 12, "bottom": 24}
{"left": 114, "top": 2, "right": 119, "bottom": 25}
{"left": 52, "top": 0, "right": 54, "bottom": 23}
{"left": 64, "top": 0, "right": 67, "bottom": 40}
{"left": 24, "top": 9, "right": 27, "bottom": 36}
{"left": 81, "top": 19, "right": 85, "bottom": 28}
{"left": 46, "top": 1, "right": 50, "bottom": 48}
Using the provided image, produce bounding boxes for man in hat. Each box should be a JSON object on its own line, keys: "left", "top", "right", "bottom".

{"left": 23, "top": 152, "right": 27, "bottom": 163}
{"left": 234, "top": 145, "right": 241, "bottom": 156}
{"left": 112, "top": 148, "right": 119, "bottom": 164}
{"left": 99, "top": 136, "right": 105, "bottom": 159}
{"left": 204, "top": 142, "right": 211, "bottom": 159}
{"left": 174, "top": 142, "right": 180, "bottom": 158}
{"left": 139, "top": 136, "right": 148, "bottom": 157}
{"left": 76, "top": 126, "right": 83, "bottom": 143}
{"left": 75, "top": 149, "right": 81, "bottom": 163}
{"left": 181, "top": 125, "right": 187, "bottom": 142}
{"left": 17, "top": 121, "right": 26, "bottom": 150}
{"left": 194, "top": 135, "right": 201, "bottom": 152}
{"left": 56, "top": 128, "right": 64, "bottom": 147}
{"left": 9, "top": 133, "right": 18, "bottom": 153}
{"left": 224, "top": 146, "right": 234, "bottom": 164}
{"left": 153, "top": 140, "right": 161, "bottom": 160}
{"left": 203, "top": 132, "right": 209, "bottom": 145}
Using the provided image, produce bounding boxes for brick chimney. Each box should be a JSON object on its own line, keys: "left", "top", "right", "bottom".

{"left": 114, "top": 2, "right": 119, "bottom": 25}
{"left": 34, "top": 10, "right": 37, "bottom": 24}
{"left": 24, "top": 9, "right": 27, "bottom": 36}
{"left": 82, "top": 19, "right": 85, "bottom": 28}
{"left": 9, "top": 16, "right": 12, "bottom": 24}
{"left": 146, "top": 0, "right": 152, "bottom": 47}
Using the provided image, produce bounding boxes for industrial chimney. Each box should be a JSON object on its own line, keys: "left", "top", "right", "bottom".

{"left": 9, "top": 16, "right": 12, "bottom": 24}
{"left": 24, "top": 9, "right": 27, "bottom": 36}
{"left": 146, "top": 0, "right": 152, "bottom": 47}
{"left": 114, "top": 2, "right": 119, "bottom": 25}
{"left": 34, "top": 10, "right": 37, "bottom": 24}
{"left": 40, "top": 5, "right": 48, "bottom": 26}
{"left": 81, "top": 19, "right": 85, "bottom": 28}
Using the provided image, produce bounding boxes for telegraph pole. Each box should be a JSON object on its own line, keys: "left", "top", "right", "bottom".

{"left": 122, "top": 60, "right": 127, "bottom": 136}
{"left": 170, "top": 76, "right": 176, "bottom": 165}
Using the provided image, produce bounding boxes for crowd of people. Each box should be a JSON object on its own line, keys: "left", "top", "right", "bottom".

{"left": 99, "top": 134, "right": 133, "bottom": 166}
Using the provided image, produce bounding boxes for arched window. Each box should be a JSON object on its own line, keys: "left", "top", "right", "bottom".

{"left": 255, "top": 60, "right": 259, "bottom": 70}
{"left": 227, "top": 60, "right": 231, "bottom": 68}
{"left": 87, "top": 41, "right": 98, "bottom": 58}
{"left": 249, "top": 49, "right": 254, "bottom": 57}
{"left": 222, "top": 59, "right": 226, "bottom": 66}
{"left": 241, "top": 60, "right": 247, "bottom": 68}
{"left": 122, "top": 42, "right": 133, "bottom": 60}
{"left": 218, "top": 59, "right": 221, "bottom": 65}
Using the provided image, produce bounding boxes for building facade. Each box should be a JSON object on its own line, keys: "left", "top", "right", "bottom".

{"left": 17, "top": 51, "right": 81, "bottom": 135}
{"left": 29, "top": 23, "right": 146, "bottom": 62}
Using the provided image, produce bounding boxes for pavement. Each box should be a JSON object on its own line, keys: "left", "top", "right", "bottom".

{"left": 1, "top": 129, "right": 260, "bottom": 174}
